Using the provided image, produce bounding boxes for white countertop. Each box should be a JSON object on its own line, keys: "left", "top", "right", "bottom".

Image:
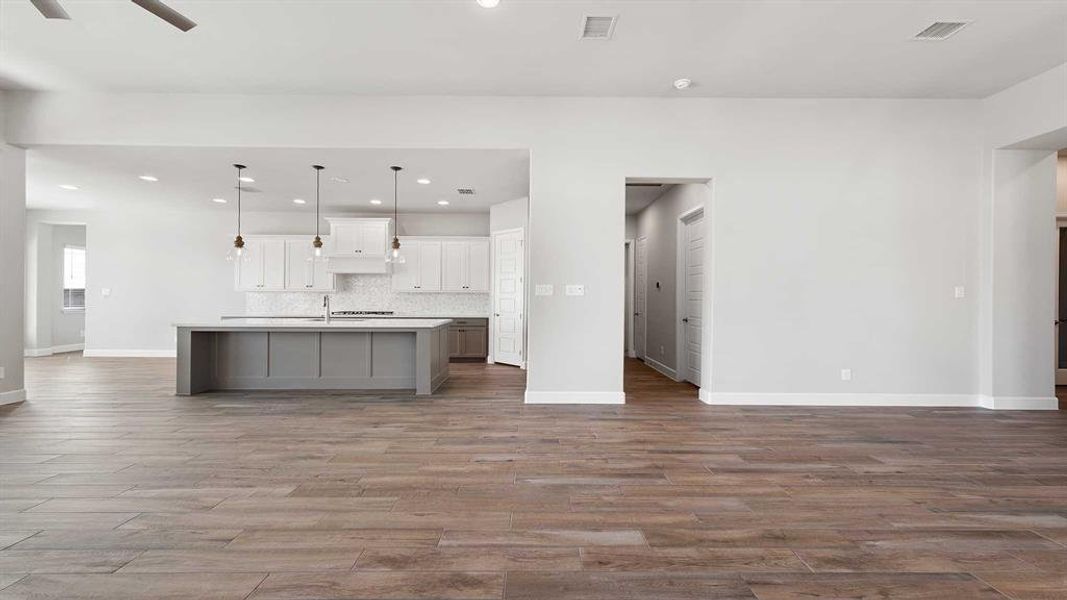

{"left": 221, "top": 314, "right": 489, "bottom": 320}
{"left": 176, "top": 318, "right": 453, "bottom": 330}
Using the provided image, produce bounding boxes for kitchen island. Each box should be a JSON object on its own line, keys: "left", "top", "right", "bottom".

{"left": 174, "top": 318, "right": 451, "bottom": 396}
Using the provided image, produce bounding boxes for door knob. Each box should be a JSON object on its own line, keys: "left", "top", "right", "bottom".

{"left": 682, "top": 317, "right": 689, "bottom": 323}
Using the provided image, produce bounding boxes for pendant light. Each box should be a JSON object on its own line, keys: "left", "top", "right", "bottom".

{"left": 311, "top": 165, "right": 326, "bottom": 260}
{"left": 387, "top": 165, "right": 405, "bottom": 264}
{"left": 225, "top": 164, "right": 247, "bottom": 262}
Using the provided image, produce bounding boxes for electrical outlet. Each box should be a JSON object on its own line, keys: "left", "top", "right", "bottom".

{"left": 565, "top": 284, "right": 585, "bottom": 296}
{"left": 954, "top": 286, "right": 965, "bottom": 299}
{"left": 101, "top": 288, "right": 112, "bottom": 297}
{"left": 840, "top": 368, "right": 852, "bottom": 382}
{"left": 535, "top": 284, "right": 554, "bottom": 296}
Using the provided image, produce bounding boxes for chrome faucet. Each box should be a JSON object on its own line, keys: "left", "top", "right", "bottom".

{"left": 323, "top": 295, "right": 331, "bottom": 323}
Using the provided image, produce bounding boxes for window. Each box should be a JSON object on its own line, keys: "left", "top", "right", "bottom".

{"left": 63, "top": 246, "right": 86, "bottom": 311}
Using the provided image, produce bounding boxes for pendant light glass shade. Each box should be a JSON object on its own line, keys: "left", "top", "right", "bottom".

{"left": 225, "top": 164, "right": 250, "bottom": 263}
{"left": 309, "top": 165, "right": 327, "bottom": 263}
{"left": 386, "top": 165, "right": 405, "bottom": 264}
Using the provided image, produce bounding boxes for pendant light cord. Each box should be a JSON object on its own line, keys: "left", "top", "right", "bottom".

{"left": 316, "top": 167, "right": 321, "bottom": 237}
{"left": 236, "top": 165, "right": 242, "bottom": 236}
{"left": 393, "top": 167, "right": 399, "bottom": 222}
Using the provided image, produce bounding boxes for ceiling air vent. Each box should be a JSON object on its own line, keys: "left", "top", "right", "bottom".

{"left": 580, "top": 15, "right": 617, "bottom": 40}
{"left": 457, "top": 188, "right": 476, "bottom": 195}
{"left": 913, "top": 21, "right": 969, "bottom": 40}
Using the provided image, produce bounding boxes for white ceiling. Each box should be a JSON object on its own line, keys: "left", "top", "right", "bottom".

{"left": 26, "top": 146, "right": 530, "bottom": 213}
{"left": 1, "top": 1, "right": 1065, "bottom": 98}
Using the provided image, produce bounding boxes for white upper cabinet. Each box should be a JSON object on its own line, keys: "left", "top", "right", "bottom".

{"left": 236, "top": 238, "right": 286, "bottom": 291}
{"left": 467, "top": 239, "right": 490, "bottom": 292}
{"left": 395, "top": 237, "right": 489, "bottom": 293}
{"left": 392, "top": 239, "right": 442, "bottom": 292}
{"left": 324, "top": 218, "right": 391, "bottom": 274}
{"left": 327, "top": 218, "right": 389, "bottom": 258}
{"left": 235, "top": 236, "right": 334, "bottom": 292}
{"left": 286, "top": 239, "right": 335, "bottom": 291}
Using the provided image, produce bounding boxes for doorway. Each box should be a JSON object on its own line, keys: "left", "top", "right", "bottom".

{"left": 623, "top": 178, "right": 710, "bottom": 400}
{"left": 491, "top": 227, "right": 525, "bottom": 367}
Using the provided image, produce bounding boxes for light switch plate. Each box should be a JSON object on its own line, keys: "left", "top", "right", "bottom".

{"left": 840, "top": 368, "right": 852, "bottom": 382}
{"left": 101, "top": 288, "right": 112, "bottom": 297}
{"left": 535, "top": 284, "right": 554, "bottom": 296}
{"left": 954, "top": 286, "right": 965, "bottom": 299}
{"left": 565, "top": 284, "right": 585, "bottom": 296}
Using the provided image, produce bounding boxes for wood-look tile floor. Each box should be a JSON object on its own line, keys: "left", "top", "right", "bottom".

{"left": 1, "top": 353, "right": 1066, "bottom": 599}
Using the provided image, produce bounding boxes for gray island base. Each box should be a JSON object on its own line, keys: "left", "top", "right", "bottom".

{"left": 175, "top": 319, "right": 451, "bottom": 396}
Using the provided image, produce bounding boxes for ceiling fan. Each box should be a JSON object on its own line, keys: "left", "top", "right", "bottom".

{"left": 29, "top": 0, "right": 197, "bottom": 32}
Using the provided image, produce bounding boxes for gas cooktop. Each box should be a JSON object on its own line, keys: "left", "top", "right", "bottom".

{"left": 331, "top": 310, "right": 396, "bottom": 317}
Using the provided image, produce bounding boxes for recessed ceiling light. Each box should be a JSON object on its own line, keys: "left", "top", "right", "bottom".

{"left": 370, "top": 199, "right": 382, "bottom": 205}
{"left": 293, "top": 198, "right": 306, "bottom": 205}
{"left": 238, "top": 176, "right": 255, "bottom": 183}
{"left": 477, "top": 0, "right": 500, "bottom": 7}
{"left": 138, "top": 175, "right": 159, "bottom": 182}
{"left": 212, "top": 198, "right": 227, "bottom": 204}
{"left": 437, "top": 200, "right": 450, "bottom": 206}
{"left": 330, "top": 176, "right": 349, "bottom": 183}
{"left": 417, "top": 178, "right": 431, "bottom": 185}
{"left": 58, "top": 184, "right": 79, "bottom": 190}
{"left": 673, "top": 78, "right": 692, "bottom": 90}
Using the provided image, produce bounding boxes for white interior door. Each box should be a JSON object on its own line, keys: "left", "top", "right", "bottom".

{"left": 682, "top": 213, "right": 705, "bottom": 386}
{"left": 493, "top": 230, "right": 524, "bottom": 366}
{"left": 1058, "top": 226, "right": 1067, "bottom": 385}
{"left": 635, "top": 237, "right": 648, "bottom": 359}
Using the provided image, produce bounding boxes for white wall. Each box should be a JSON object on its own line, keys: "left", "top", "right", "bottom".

{"left": 0, "top": 141, "right": 27, "bottom": 402}
{"left": 489, "top": 197, "right": 527, "bottom": 233}
{"left": 634, "top": 184, "right": 706, "bottom": 375}
{"left": 1058, "top": 156, "right": 1067, "bottom": 214}
{"left": 4, "top": 91, "right": 992, "bottom": 404}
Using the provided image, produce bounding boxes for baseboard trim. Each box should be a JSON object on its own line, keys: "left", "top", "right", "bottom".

{"left": 0, "top": 388, "right": 26, "bottom": 406}
{"left": 978, "top": 395, "right": 1059, "bottom": 410}
{"left": 643, "top": 357, "right": 678, "bottom": 381}
{"left": 25, "top": 343, "right": 84, "bottom": 357}
{"left": 524, "top": 390, "right": 625, "bottom": 405}
{"left": 699, "top": 390, "right": 1060, "bottom": 410}
{"left": 83, "top": 349, "right": 177, "bottom": 358}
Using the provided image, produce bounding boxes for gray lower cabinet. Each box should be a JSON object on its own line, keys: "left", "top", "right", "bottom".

{"left": 448, "top": 318, "right": 488, "bottom": 360}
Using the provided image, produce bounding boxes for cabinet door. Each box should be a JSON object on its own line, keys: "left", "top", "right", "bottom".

{"left": 467, "top": 239, "right": 490, "bottom": 292}
{"left": 236, "top": 239, "right": 264, "bottom": 290}
{"left": 310, "top": 238, "right": 334, "bottom": 291}
{"left": 261, "top": 239, "right": 287, "bottom": 290}
{"left": 286, "top": 240, "right": 313, "bottom": 290}
{"left": 331, "top": 222, "right": 362, "bottom": 255}
{"left": 441, "top": 241, "right": 468, "bottom": 292}
{"left": 391, "top": 240, "right": 419, "bottom": 291}
{"left": 462, "top": 327, "right": 488, "bottom": 358}
{"left": 359, "top": 221, "right": 388, "bottom": 258}
{"left": 417, "top": 241, "right": 442, "bottom": 291}
{"left": 447, "top": 327, "right": 463, "bottom": 357}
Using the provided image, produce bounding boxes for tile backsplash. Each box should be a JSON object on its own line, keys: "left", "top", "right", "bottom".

{"left": 246, "top": 274, "right": 490, "bottom": 316}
